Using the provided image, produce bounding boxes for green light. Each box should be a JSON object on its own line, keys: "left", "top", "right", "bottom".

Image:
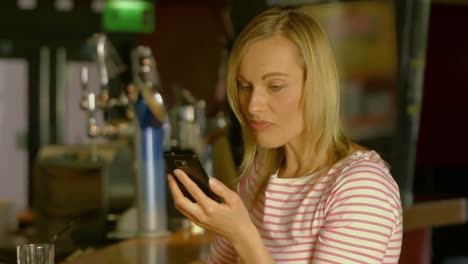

{"left": 103, "top": 0, "right": 155, "bottom": 33}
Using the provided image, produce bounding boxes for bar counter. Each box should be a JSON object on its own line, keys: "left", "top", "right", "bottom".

{"left": 65, "top": 198, "right": 468, "bottom": 264}
{"left": 65, "top": 230, "right": 215, "bottom": 264}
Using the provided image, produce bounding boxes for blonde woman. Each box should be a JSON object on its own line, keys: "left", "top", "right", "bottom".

{"left": 168, "top": 7, "right": 402, "bottom": 264}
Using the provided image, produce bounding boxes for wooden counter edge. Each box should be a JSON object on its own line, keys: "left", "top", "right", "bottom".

{"left": 403, "top": 198, "right": 468, "bottom": 231}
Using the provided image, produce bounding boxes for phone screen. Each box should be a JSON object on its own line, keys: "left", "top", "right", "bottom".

{"left": 164, "top": 150, "right": 222, "bottom": 203}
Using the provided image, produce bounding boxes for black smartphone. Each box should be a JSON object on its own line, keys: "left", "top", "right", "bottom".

{"left": 164, "top": 149, "right": 223, "bottom": 203}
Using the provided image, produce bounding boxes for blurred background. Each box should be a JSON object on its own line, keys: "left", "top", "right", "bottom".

{"left": 0, "top": 0, "right": 467, "bottom": 263}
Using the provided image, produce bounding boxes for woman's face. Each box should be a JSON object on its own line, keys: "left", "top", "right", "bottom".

{"left": 237, "top": 35, "right": 305, "bottom": 149}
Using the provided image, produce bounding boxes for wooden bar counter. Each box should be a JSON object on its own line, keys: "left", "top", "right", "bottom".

{"left": 66, "top": 230, "right": 215, "bottom": 264}
{"left": 66, "top": 198, "right": 468, "bottom": 264}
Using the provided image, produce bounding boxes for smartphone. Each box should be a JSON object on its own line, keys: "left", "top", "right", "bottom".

{"left": 164, "top": 149, "right": 222, "bottom": 203}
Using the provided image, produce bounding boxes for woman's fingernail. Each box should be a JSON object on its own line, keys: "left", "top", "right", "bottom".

{"left": 209, "top": 177, "right": 218, "bottom": 187}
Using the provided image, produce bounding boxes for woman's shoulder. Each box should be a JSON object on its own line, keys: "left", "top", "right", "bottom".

{"left": 331, "top": 150, "right": 389, "bottom": 175}
{"left": 329, "top": 150, "right": 400, "bottom": 197}
{"left": 324, "top": 150, "right": 403, "bottom": 235}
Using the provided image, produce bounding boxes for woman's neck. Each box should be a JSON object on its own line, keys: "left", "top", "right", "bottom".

{"left": 278, "top": 143, "right": 318, "bottom": 179}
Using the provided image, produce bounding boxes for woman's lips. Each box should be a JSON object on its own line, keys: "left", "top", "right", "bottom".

{"left": 250, "top": 120, "right": 274, "bottom": 131}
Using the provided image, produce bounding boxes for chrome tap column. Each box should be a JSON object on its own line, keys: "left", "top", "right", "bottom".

{"left": 132, "top": 46, "right": 169, "bottom": 237}
{"left": 81, "top": 34, "right": 169, "bottom": 238}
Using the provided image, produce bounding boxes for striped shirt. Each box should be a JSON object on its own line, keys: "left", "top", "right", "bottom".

{"left": 204, "top": 150, "right": 403, "bottom": 263}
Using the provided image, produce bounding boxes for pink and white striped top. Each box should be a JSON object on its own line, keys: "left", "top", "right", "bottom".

{"left": 204, "top": 150, "right": 403, "bottom": 263}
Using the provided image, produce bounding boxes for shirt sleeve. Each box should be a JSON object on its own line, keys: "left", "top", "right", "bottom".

{"left": 312, "top": 160, "right": 403, "bottom": 264}
{"left": 203, "top": 235, "right": 239, "bottom": 264}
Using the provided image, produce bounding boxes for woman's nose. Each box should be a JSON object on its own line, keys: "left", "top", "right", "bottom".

{"left": 248, "top": 88, "right": 267, "bottom": 114}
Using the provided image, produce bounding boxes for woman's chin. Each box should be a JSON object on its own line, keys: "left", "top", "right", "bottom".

{"left": 255, "top": 136, "right": 284, "bottom": 149}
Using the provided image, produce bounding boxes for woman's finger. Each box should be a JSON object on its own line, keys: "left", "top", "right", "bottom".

{"left": 167, "top": 174, "right": 208, "bottom": 223}
{"left": 172, "top": 169, "right": 216, "bottom": 209}
{"left": 209, "top": 177, "right": 238, "bottom": 205}
{"left": 167, "top": 173, "right": 186, "bottom": 201}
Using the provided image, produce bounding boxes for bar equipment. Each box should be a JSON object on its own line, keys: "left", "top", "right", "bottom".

{"left": 129, "top": 45, "right": 170, "bottom": 238}
{"left": 79, "top": 34, "right": 170, "bottom": 238}
{"left": 34, "top": 141, "right": 136, "bottom": 259}
{"left": 170, "top": 88, "right": 207, "bottom": 157}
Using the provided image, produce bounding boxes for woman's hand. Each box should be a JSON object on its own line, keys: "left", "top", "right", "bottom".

{"left": 169, "top": 169, "right": 275, "bottom": 263}
{"left": 167, "top": 169, "right": 252, "bottom": 243}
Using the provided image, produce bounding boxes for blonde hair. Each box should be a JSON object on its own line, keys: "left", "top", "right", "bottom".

{"left": 226, "top": 8, "right": 358, "bottom": 201}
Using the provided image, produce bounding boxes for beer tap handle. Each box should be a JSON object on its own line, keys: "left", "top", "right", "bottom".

{"left": 80, "top": 66, "right": 90, "bottom": 110}
{"left": 78, "top": 65, "right": 98, "bottom": 161}
{"left": 81, "top": 66, "right": 88, "bottom": 90}
{"left": 87, "top": 92, "right": 99, "bottom": 137}
{"left": 87, "top": 91, "right": 99, "bottom": 162}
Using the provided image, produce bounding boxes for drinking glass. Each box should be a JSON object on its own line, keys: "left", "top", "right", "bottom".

{"left": 17, "top": 244, "right": 54, "bottom": 264}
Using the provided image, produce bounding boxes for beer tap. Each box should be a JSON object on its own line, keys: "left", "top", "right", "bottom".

{"left": 79, "top": 66, "right": 98, "bottom": 162}
{"left": 79, "top": 65, "right": 133, "bottom": 139}
{"left": 80, "top": 33, "right": 169, "bottom": 238}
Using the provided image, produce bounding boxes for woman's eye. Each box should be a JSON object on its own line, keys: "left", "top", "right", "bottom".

{"left": 238, "top": 84, "right": 252, "bottom": 90}
{"left": 269, "top": 84, "right": 284, "bottom": 91}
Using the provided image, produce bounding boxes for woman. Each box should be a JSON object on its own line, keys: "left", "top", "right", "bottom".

{"left": 168, "top": 7, "right": 402, "bottom": 264}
